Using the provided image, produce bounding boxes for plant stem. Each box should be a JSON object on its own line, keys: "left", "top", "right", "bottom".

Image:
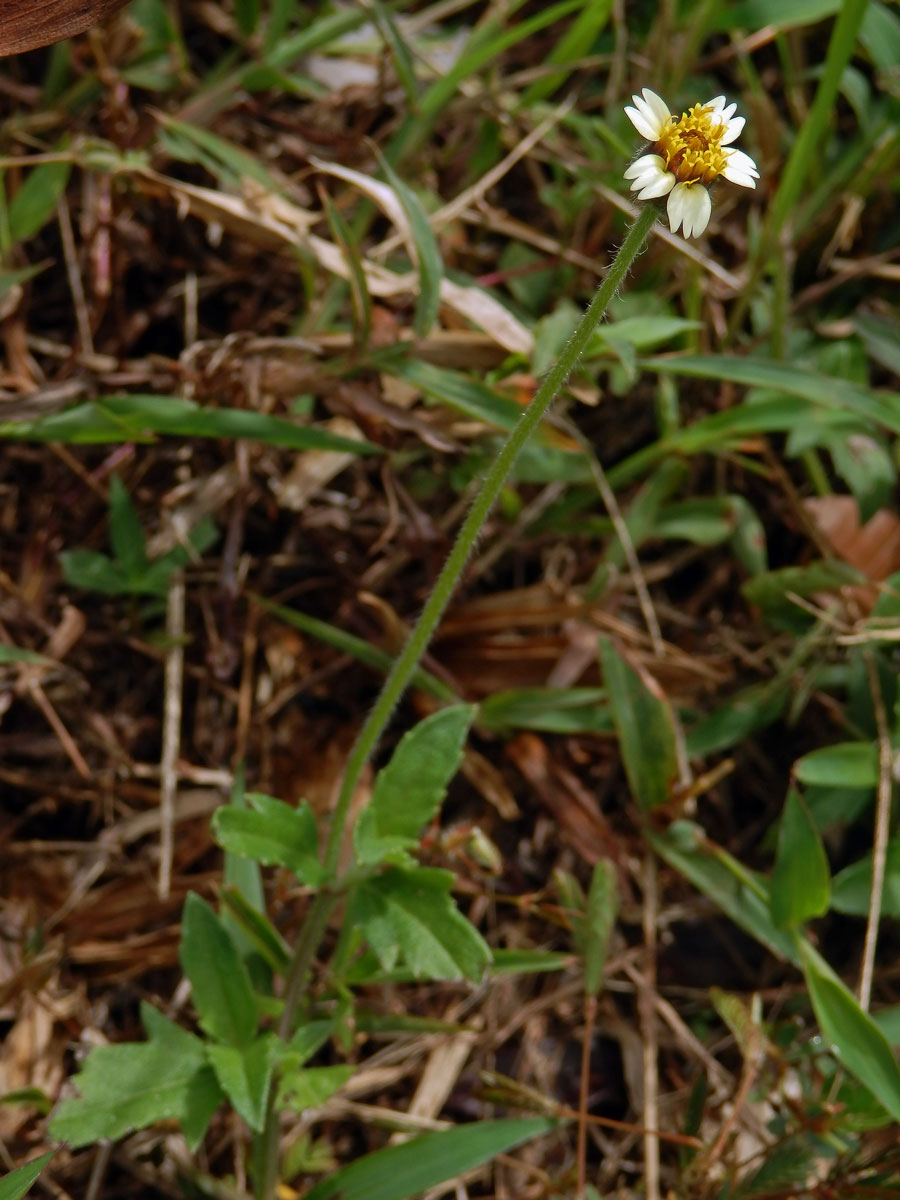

{"left": 323, "top": 201, "right": 657, "bottom": 881}
{"left": 256, "top": 200, "right": 657, "bottom": 1199}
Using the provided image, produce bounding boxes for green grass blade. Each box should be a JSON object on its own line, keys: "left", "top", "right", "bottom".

{"left": 0, "top": 1154, "right": 55, "bottom": 1200}
{"left": 302, "top": 1118, "right": 558, "bottom": 1200}
{"left": 520, "top": 1, "right": 614, "bottom": 105}
{"left": 253, "top": 596, "right": 458, "bottom": 703}
{"left": 370, "top": 0, "right": 420, "bottom": 109}
{"left": 0, "top": 395, "right": 380, "bottom": 453}
{"left": 320, "top": 185, "right": 372, "bottom": 348}
{"left": 600, "top": 638, "right": 679, "bottom": 812}
{"left": 391, "top": 0, "right": 583, "bottom": 160}
{"left": 768, "top": 0, "right": 870, "bottom": 236}
{"left": 645, "top": 355, "right": 900, "bottom": 436}
{"left": 374, "top": 151, "right": 444, "bottom": 336}
{"left": 799, "top": 940, "right": 900, "bottom": 1122}
{"left": 647, "top": 823, "right": 801, "bottom": 964}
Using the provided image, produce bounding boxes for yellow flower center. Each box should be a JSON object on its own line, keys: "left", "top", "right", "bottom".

{"left": 652, "top": 102, "right": 728, "bottom": 186}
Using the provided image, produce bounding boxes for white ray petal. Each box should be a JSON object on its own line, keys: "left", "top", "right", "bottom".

{"left": 624, "top": 154, "right": 675, "bottom": 199}
{"left": 681, "top": 185, "right": 711, "bottom": 237}
{"left": 624, "top": 104, "right": 661, "bottom": 141}
{"left": 719, "top": 115, "right": 745, "bottom": 145}
{"left": 666, "top": 184, "right": 687, "bottom": 235}
{"left": 640, "top": 88, "right": 672, "bottom": 127}
{"left": 624, "top": 153, "right": 663, "bottom": 179}
{"left": 706, "top": 96, "right": 737, "bottom": 124}
{"left": 723, "top": 147, "right": 760, "bottom": 183}
{"left": 625, "top": 88, "right": 671, "bottom": 140}
{"left": 668, "top": 183, "right": 710, "bottom": 238}
{"left": 636, "top": 172, "right": 676, "bottom": 199}
{"left": 722, "top": 167, "right": 757, "bottom": 188}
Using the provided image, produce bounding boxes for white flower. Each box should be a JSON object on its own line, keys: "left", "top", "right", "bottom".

{"left": 623, "top": 88, "right": 759, "bottom": 238}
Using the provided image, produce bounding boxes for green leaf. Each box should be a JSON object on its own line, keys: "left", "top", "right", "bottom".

{"left": 49, "top": 1007, "right": 223, "bottom": 1149}
{"left": 642, "top": 493, "right": 767, "bottom": 573}
{"left": 156, "top": 116, "right": 281, "bottom": 192}
{"left": 854, "top": 313, "right": 900, "bottom": 377}
{"left": 770, "top": 788, "right": 830, "bottom": 929}
{"left": 593, "top": 315, "right": 702, "bottom": 353}
{"left": 59, "top": 510, "right": 215, "bottom": 597}
{"left": 860, "top": 2, "right": 900, "bottom": 77}
{"left": 354, "top": 705, "right": 475, "bottom": 865}
{"left": 710, "top": 989, "right": 763, "bottom": 1062}
{"left": 653, "top": 498, "right": 739, "bottom": 547}
{"left": 407, "top": 0, "right": 583, "bottom": 139}
{"left": 369, "top": 0, "right": 420, "bottom": 108}
{"left": 388, "top": 358, "right": 525, "bottom": 432}
{"left": 108, "top": 476, "right": 148, "bottom": 581}
{"left": 206, "top": 1035, "right": 278, "bottom": 1132}
{"left": 349, "top": 867, "right": 491, "bottom": 982}
{"left": 345, "top": 946, "right": 571, "bottom": 985}
{"left": 827, "top": 432, "right": 895, "bottom": 523}
{"left": 0, "top": 1153, "right": 55, "bottom": 1200}
{"left": 376, "top": 154, "right": 443, "bottom": 336}
{"left": 219, "top": 885, "right": 291, "bottom": 974}
{"left": 645, "top": 354, "right": 900, "bottom": 440}
{"left": 0, "top": 394, "right": 380, "bottom": 453}
{"left": 0, "top": 1088, "right": 52, "bottom": 1114}
{"left": 8, "top": 161, "right": 71, "bottom": 244}
{"left": 794, "top": 742, "right": 878, "bottom": 788}
{"left": 263, "top": 4, "right": 368, "bottom": 64}
{"left": 873, "top": 1004, "right": 900, "bottom": 1047}
{"left": 686, "top": 680, "right": 789, "bottom": 757}
{"left": 320, "top": 185, "right": 371, "bottom": 348}
{"left": 255, "top": 596, "right": 456, "bottom": 703}
{"left": 0, "top": 645, "right": 52, "bottom": 666}
{"left": 717, "top": 0, "right": 838, "bottom": 32}
{"left": 581, "top": 860, "right": 618, "bottom": 996}
{"left": 520, "top": 1, "right": 613, "bottom": 104}
{"left": 831, "top": 840, "right": 900, "bottom": 918}
{"left": 478, "top": 687, "right": 610, "bottom": 734}
{"left": 303, "top": 1118, "right": 557, "bottom": 1200}
{"left": 647, "top": 823, "right": 800, "bottom": 964}
{"left": 600, "top": 638, "right": 678, "bottom": 811}
{"left": 221, "top": 767, "right": 266, "bottom": 956}
{"left": 278, "top": 1064, "right": 355, "bottom": 1112}
{"left": 0, "top": 263, "right": 47, "bottom": 302}
{"left": 743, "top": 561, "right": 865, "bottom": 631}
{"left": 282, "top": 1021, "right": 336, "bottom": 1069}
{"left": 727, "top": 495, "right": 769, "bottom": 575}
{"left": 733, "top": 1139, "right": 820, "bottom": 1199}
{"left": 179, "top": 893, "right": 258, "bottom": 1048}
{"left": 799, "top": 941, "right": 900, "bottom": 1122}
{"left": 213, "top": 794, "right": 324, "bottom": 885}
{"left": 234, "top": 0, "right": 260, "bottom": 36}
{"left": 59, "top": 549, "right": 128, "bottom": 595}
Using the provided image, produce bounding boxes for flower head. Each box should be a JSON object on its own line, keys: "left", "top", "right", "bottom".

{"left": 623, "top": 88, "right": 759, "bottom": 238}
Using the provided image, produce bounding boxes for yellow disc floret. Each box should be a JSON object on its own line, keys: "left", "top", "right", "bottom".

{"left": 652, "top": 102, "right": 728, "bottom": 186}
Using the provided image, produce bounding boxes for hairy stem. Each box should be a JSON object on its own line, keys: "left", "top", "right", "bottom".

{"left": 324, "top": 201, "right": 658, "bottom": 881}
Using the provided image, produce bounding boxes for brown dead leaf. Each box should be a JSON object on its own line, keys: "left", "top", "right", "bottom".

{"left": 505, "top": 732, "right": 620, "bottom": 865}
{"left": 805, "top": 496, "right": 900, "bottom": 582}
